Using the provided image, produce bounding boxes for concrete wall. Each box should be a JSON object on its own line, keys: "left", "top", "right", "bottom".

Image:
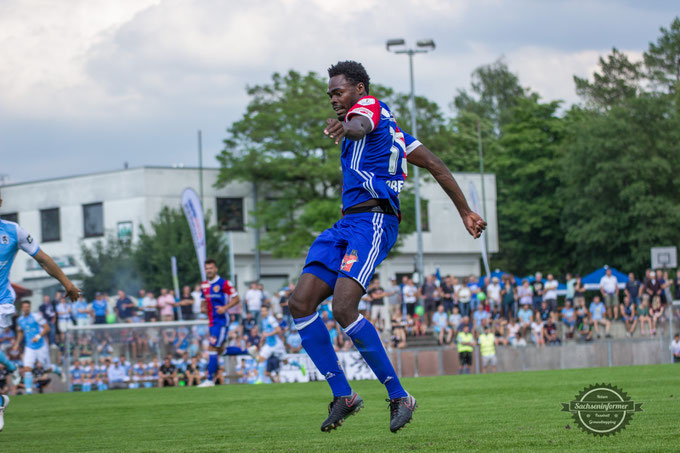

{"left": 391, "top": 337, "right": 672, "bottom": 376}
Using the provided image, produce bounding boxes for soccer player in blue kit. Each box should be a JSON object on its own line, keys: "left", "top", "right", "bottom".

{"left": 288, "top": 61, "right": 486, "bottom": 433}
{"left": 0, "top": 190, "right": 80, "bottom": 431}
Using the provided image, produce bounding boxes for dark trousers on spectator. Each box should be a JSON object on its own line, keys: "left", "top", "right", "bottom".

{"left": 94, "top": 315, "right": 107, "bottom": 325}
{"left": 532, "top": 297, "right": 542, "bottom": 312}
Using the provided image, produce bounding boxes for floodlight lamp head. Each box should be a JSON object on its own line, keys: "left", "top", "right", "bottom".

{"left": 386, "top": 38, "right": 406, "bottom": 51}
{"left": 416, "top": 39, "right": 436, "bottom": 50}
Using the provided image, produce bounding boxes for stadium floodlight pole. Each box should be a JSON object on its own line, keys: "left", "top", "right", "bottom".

{"left": 386, "top": 38, "right": 435, "bottom": 283}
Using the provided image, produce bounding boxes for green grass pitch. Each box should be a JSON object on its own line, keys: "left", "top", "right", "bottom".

{"left": 2, "top": 364, "right": 677, "bottom": 452}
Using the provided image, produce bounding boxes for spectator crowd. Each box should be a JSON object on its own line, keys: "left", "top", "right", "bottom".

{"left": 1, "top": 267, "right": 679, "bottom": 394}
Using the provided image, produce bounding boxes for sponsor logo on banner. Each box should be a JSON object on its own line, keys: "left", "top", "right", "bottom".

{"left": 341, "top": 250, "right": 359, "bottom": 272}
{"left": 181, "top": 188, "right": 207, "bottom": 282}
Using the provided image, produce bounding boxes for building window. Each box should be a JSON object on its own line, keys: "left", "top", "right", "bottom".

{"left": 1, "top": 213, "right": 18, "bottom": 223}
{"left": 41, "top": 208, "right": 60, "bottom": 242}
{"left": 83, "top": 202, "right": 104, "bottom": 238}
{"left": 217, "top": 198, "right": 244, "bottom": 231}
{"left": 421, "top": 199, "right": 429, "bottom": 232}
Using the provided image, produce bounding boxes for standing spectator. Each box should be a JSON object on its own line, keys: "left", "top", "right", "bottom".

{"left": 573, "top": 275, "right": 586, "bottom": 309}
{"left": 440, "top": 276, "right": 455, "bottom": 314}
{"left": 367, "top": 278, "right": 389, "bottom": 331}
{"left": 564, "top": 273, "right": 575, "bottom": 306}
{"left": 662, "top": 271, "right": 672, "bottom": 305}
{"left": 448, "top": 306, "right": 462, "bottom": 334}
{"left": 517, "top": 280, "right": 533, "bottom": 311}
{"left": 478, "top": 324, "right": 496, "bottom": 373}
{"left": 674, "top": 270, "right": 680, "bottom": 302}
{"left": 500, "top": 276, "right": 516, "bottom": 320}
{"left": 157, "top": 289, "right": 175, "bottom": 322}
{"left": 456, "top": 324, "right": 474, "bottom": 375}
{"left": 419, "top": 274, "right": 439, "bottom": 327}
{"left": 142, "top": 291, "right": 158, "bottom": 322}
{"left": 115, "top": 290, "right": 135, "bottom": 323}
{"left": 178, "top": 286, "right": 194, "bottom": 321}
{"left": 55, "top": 297, "right": 72, "bottom": 343}
{"left": 191, "top": 284, "right": 204, "bottom": 320}
{"left": 159, "top": 355, "right": 178, "bottom": 387}
{"left": 385, "top": 277, "right": 402, "bottom": 318}
{"left": 244, "top": 282, "right": 264, "bottom": 323}
{"left": 486, "top": 277, "right": 502, "bottom": 312}
{"left": 643, "top": 269, "right": 660, "bottom": 300}
{"left": 506, "top": 318, "right": 521, "bottom": 345}
{"left": 432, "top": 304, "right": 452, "bottom": 345}
{"left": 543, "top": 274, "right": 558, "bottom": 313}
{"left": 589, "top": 295, "right": 611, "bottom": 338}
{"left": 531, "top": 272, "right": 544, "bottom": 312}
{"left": 671, "top": 334, "right": 680, "bottom": 363}
{"left": 637, "top": 296, "right": 652, "bottom": 336}
{"left": 530, "top": 312, "right": 544, "bottom": 346}
{"left": 73, "top": 295, "right": 91, "bottom": 327}
{"left": 456, "top": 278, "right": 472, "bottom": 318}
{"left": 402, "top": 276, "right": 418, "bottom": 317}
{"left": 621, "top": 296, "right": 638, "bottom": 337}
{"left": 625, "top": 273, "right": 642, "bottom": 308}
{"left": 600, "top": 268, "right": 619, "bottom": 319}
{"left": 560, "top": 300, "right": 576, "bottom": 339}
{"left": 92, "top": 293, "right": 108, "bottom": 325}
{"left": 39, "top": 295, "right": 57, "bottom": 346}
{"left": 467, "top": 275, "right": 481, "bottom": 312}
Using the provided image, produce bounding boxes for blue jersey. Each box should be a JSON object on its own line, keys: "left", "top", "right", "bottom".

{"left": 261, "top": 314, "right": 283, "bottom": 348}
{"left": 341, "top": 96, "right": 407, "bottom": 213}
{"left": 133, "top": 364, "right": 146, "bottom": 379}
{"left": 17, "top": 312, "right": 47, "bottom": 350}
{"left": 70, "top": 366, "right": 83, "bottom": 382}
{"left": 0, "top": 220, "right": 40, "bottom": 304}
{"left": 201, "top": 276, "right": 237, "bottom": 327}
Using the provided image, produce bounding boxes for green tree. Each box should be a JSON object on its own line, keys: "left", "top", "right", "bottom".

{"left": 644, "top": 17, "right": 680, "bottom": 92}
{"left": 134, "top": 206, "right": 228, "bottom": 292}
{"left": 573, "top": 48, "right": 642, "bottom": 109}
{"left": 492, "top": 96, "right": 567, "bottom": 275}
{"left": 560, "top": 94, "right": 680, "bottom": 274}
{"left": 80, "top": 235, "right": 139, "bottom": 300}
{"left": 217, "top": 70, "right": 423, "bottom": 257}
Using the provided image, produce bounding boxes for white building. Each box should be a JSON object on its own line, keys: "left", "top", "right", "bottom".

{"left": 0, "top": 166, "right": 497, "bottom": 300}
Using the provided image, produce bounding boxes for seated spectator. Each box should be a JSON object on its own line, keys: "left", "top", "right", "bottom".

{"left": 517, "top": 304, "right": 533, "bottom": 337}
{"left": 542, "top": 313, "right": 561, "bottom": 345}
{"left": 638, "top": 297, "right": 652, "bottom": 336}
{"left": 448, "top": 306, "right": 462, "bottom": 334}
{"left": 432, "top": 304, "right": 453, "bottom": 345}
{"left": 560, "top": 300, "right": 576, "bottom": 339}
{"left": 472, "top": 303, "right": 489, "bottom": 333}
{"left": 0, "top": 365, "right": 9, "bottom": 396}
{"left": 69, "top": 359, "right": 83, "bottom": 391}
{"left": 159, "top": 355, "right": 178, "bottom": 387}
{"left": 621, "top": 296, "right": 638, "bottom": 337}
{"left": 107, "top": 357, "right": 129, "bottom": 389}
{"left": 242, "top": 312, "right": 256, "bottom": 337}
{"left": 390, "top": 317, "right": 406, "bottom": 349}
{"left": 285, "top": 329, "right": 303, "bottom": 354}
{"left": 326, "top": 320, "right": 341, "bottom": 351}
{"left": 246, "top": 326, "right": 261, "bottom": 349}
{"left": 146, "top": 358, "right": 160, "bottom": 383}
{"left": 506, "top": 318, "right": 520, "bottom": 344}
{"left": 650, "top": 296, "right": 665, "bottom": 335}
{"left": 589, "top": 295, "right": 611, "bottom": 338}
{"left": 530, "top": 312, "right": 544, "bottom": 347}
{"left": 130, "top": 360, "right": 148, "bottom": 388}
{"left": 671, "top": 334, "right": 680, "bottom": 364}
{"left": 493, "top": 321, "right": 509, "bottom": 346}
{"left": 185, "top": 356, "right": 202, "bottom": 386}
{"left": 33, "top": 360, "right": 52, "bottom": 394}
{"left": 575, "top": 297, "right": 589, "bottom": 329}
{"left": 511, "top": 331, "right": 526, "bottom": 347}
{"left": 578, "top": 316, "right": 594, "bottom": 342}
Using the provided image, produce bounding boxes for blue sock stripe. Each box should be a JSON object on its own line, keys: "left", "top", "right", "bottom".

{"left": 294, "top": 313, "right": 319, "bottom": 330}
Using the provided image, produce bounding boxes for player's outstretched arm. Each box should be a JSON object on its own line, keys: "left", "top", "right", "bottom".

{"left": 406, "top": 143, "right": 487, "bottom": 239}
{"left": 324, "top": 116, "right": 372, "bottom": 144}
{"left": 33, "top": 250, "right": 80, "bottom": 301}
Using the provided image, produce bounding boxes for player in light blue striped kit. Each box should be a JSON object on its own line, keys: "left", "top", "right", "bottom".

{"left": 0, "top": 190, "right": 80, "bottom": 432}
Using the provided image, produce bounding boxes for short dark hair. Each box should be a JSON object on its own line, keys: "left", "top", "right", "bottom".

{"left": 328, "top": 60, "right": 370, "bottom": 94}
{"left": 204, "top": 258, "right": 217, "bottom": 267}
{"left": 21, "top": 300, "right": 30, "bottom": 306}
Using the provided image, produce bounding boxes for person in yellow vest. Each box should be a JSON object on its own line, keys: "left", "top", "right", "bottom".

{"left": 456, "top": 323, "right": 474, "bottom": 374}
{"left": 478, "top": 324, "right": 497, "bottom": 373}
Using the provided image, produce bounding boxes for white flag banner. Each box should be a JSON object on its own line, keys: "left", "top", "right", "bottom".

{"left": 468, "top": 181, "right": 491, "bottom": 277}
{"left": 181, "top": 188, "right": 207, "bottom": 282}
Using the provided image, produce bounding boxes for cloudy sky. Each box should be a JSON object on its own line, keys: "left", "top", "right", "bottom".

{"left": 0, "top": 0, "right": 676, "bottom": 184}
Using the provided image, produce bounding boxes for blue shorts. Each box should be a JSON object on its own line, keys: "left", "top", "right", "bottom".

{"left": 303, "top": 212, "right": 399, "bottom": 291}
{"left": 209, "top": 324, "right": 228, "bottom": 348}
